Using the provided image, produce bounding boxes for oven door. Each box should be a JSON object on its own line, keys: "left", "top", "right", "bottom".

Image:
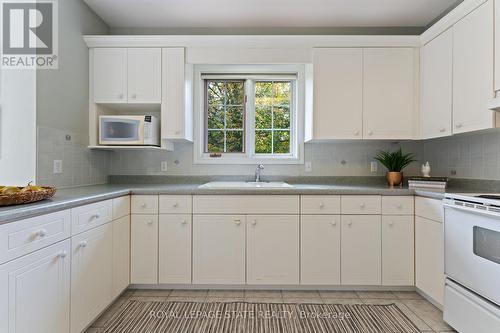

{"left": 444, "top": 204, "right": 500, "bottom": 306}
{"left": 99, "top": 117, "right": 144, "bottom": 145}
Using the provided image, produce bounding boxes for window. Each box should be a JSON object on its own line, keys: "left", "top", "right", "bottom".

{"left": 195, "top": 65, "right": 304, "bottom": 164}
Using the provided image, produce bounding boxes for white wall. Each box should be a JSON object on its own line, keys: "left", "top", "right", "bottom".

{"left": 0, "top": 69, "right": 37, "bottom": 185}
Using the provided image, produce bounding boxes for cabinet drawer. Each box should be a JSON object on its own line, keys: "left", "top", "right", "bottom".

{"left": 193, "top": 195, "right": 299, "bottom": 214}
{"left": 159, "top": 195, "right": 192, "bottom": 214}
{"left": 0, "top": 210, "right": 71, "bottom": 264}
{"left": 71, "top": 200, "right": 112, "bottom": 235}
{"left": 382, "top": 196, "right": 414, "bottom": 215}
{"left": 112, "top": 196, "right": 130, "bottom": 220}
{"left": 341, "top": 195, "right": 381, "bottom": 214}
{"left": 415, "top": 197, "right": 443, "bottom": 222}
{"left": 131, "top": 195, "right": 158, "bottom": 214}
{"left": 301, "top": 195, "right": 341, "bottom": 214}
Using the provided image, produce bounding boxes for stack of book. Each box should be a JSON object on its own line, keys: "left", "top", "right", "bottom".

{"left": 407, "top": 177, "right": 448, "bottom": 189}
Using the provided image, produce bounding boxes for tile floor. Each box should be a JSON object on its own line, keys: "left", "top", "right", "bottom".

{"left": 85, "top": 289, "right": 456, "bottom": 333}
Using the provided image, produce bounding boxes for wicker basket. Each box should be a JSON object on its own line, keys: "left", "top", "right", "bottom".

{"left": 0, "top": 187, "right": 57, "bottom": 206}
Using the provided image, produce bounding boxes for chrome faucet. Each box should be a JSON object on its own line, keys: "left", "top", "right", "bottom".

{"left": 255, "top": 164, "right": 264, "bottom": 182}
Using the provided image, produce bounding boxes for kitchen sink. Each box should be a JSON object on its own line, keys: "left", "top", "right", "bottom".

{"left": 199, "top": 181, "right": 293, "bottom": 189}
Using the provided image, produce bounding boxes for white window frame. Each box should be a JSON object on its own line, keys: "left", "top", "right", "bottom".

{"left": 193, "top": 64, "right": 305, "bottom": 165}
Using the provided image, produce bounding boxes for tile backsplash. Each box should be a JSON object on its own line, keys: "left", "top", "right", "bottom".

{"left": 37, "top": 126, "right": 110, "bottom": 188}
{"left": 423, "top": 131, "right": 500, "bottom": 180}
{"left": 109, "top": 141, "right": 423, "bottom": 177}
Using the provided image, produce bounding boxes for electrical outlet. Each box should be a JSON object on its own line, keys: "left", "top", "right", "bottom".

{"left": 161, "top": 161, "right": 168, "bottom": 172}
{"left": 53, "top": 160, "right": 62, "bottom": 174}
{"left": 370, "top": 161, "right": 378, "bottom": 173}
{"left": 305, "top": 161, "right": 312, "bottom": 172}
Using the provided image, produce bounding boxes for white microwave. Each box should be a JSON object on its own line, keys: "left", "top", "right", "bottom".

{"left": 99, "top": 115, "right": 160, "bottom": 146}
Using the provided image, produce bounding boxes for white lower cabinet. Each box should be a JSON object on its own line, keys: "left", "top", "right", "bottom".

{"left": 159, "top": 214, "right": 192, "bottom": 284}
{"left": 341, "top": 215, "right": 382, "bottom": 285}
{"left": 0, "top": 240, "right": 70, "bottom": 333}
{"left": 131, "top": 214, "right": 158, "bottom": 284}
{"left": 71, "top": 224, "right": 113, "bottom": 333}
{"left": 112, "top": 215, "right": 130, "bottom": 298}
{"left": 382, "top": 216, "right": 414, "bottom": 286}
{"left": 247, "top": 215, "right": 299, "bottom": 285}
{"left": 416, "top": 216, "right": 445, "bottom": 305}
{"left": 300, "top": 215, "right": 341, "bottom": 284}
{"left": 193, "top": 215, "right": 245, "bottom": 284}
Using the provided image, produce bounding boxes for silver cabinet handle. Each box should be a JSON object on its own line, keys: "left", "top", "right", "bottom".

{"left": 347, "top": 221, "right": 353, "bottom": 226}
{"left": 439, "top": 128, "right": 446, "bottom": 133}
{"left": 147, "top": 220, "right": 154, "bottom": 226}
{"left": 319, "top": 203, "right": 324, "bottom": 209}
{"left": 79, "top": 241, "right": 88, "bottom": 248}
{"left": 331, "top": 221, "right": 337, "bottom": 226}
{"left": 119, "top": 94, "right": 124, "bottom": 99}
{"left": 141, "top": 203, "right": 147, "bottom": 208}
{"left": 181, "top": 220, "right": 187, "bottom": 225}
{"left": 58, "top": 251, "right": 67, "bottom": 259}
{"left": 173, "top": 203, "right": 179, "bottom": 208}
{"left": 354, "top": 130, "right": 360, "bottom": 136}
{"left": 360, "top": 203, "right": 366, "bottom": 208}
{"left": 234, "top": 219, "right": 241, "bottom": 225}
{"left": 131, "top": 94, "right": 137, "bottom": 99}
{"left": 34, "top": 229, "right": 48, "bottom": 238}
{"left": 251, "top": 220, "right": 257, "bottom": 225}
{"left": 455, "top": 123, "right": 463, "bottom": 129}
{"left": 91, "top": 213, "right": 100, "bottom": 220}
{"left": 368, "top": 131, "right": 374, "bottom": 136}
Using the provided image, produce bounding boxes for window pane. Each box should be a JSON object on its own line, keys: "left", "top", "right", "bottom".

{"left": 207, "top": 131, "right": 224, "bottom": 153}
{"left": 255, "top": 82, "right": 273, "bottom": 105}
{"left": 226, "top": 131, "right": 244, "bottom": 153}
{"left": 273, "top": 130, "right": 290, "bottom": 154}
{"left": 226, "top": 106, "right": 244, "bottom": 129}
{"left": 255, "top": 130, "right": 272, "bottom": 154}
{"left": 207, "top": 105, "right": 224, "bottom": 129}
{"left": 207, "top": 81, "right": 225, "bottom": 105}
{"left": 226, "top": 82, "right": 245, "bottom": 105}
{"left": 255, "top": 105, "right": 272, "bottom": 129}
{"left": 274, "top": 106, "right": 290, "bottom": 129}
{"left": 274, "top": 82, "right": 291, "bottom": 106}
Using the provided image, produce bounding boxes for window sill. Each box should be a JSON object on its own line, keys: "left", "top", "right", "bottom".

{"left": 193, "top": 155, "right": 304, "bottom": 165}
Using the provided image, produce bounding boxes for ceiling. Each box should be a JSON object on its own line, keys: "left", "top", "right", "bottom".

{"left": 84, "top": 0, "right": 462, "bottom": 30}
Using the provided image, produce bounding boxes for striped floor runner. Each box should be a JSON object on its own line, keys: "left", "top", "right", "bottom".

{"left": 102, "top": 300, "right": 421, "bottom": 333}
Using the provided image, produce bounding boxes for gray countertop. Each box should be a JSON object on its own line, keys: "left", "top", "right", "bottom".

{"left": 0, "top": 181, "right": 454, "bottom": 225}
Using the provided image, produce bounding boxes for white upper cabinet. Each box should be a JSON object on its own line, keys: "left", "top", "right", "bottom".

{"left": 162, "top": 48, "right": 193, "bottom": 141}
{"left": 421, "top": 29, "right": 453, "bottom": 139}
{"left": 496, "top": 0, "right": 500, "bottom": 92}
{"left": 127, "top": 48, "right": 162, "bottom": 104}
{"left": 363, "top": 48, "right": 416, "bottom": 140}
{"left": 310, "top": 48, "right": 363, "bottom": 140}
{"left": 93, "top": 48, "right": 161, "bottom": 104}
{"left": 93, "top": 48, "right": 127, "bottom": 103}
{"left": 453, "top": 0, "right": 495, "bottom": 133}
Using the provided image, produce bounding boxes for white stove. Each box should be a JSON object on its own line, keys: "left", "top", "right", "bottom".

{"left": 443, "top": 193, "right": 500, "bottom": 333}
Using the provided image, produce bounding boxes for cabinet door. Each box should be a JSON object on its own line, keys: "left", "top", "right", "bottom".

{"left": 341, "top": 215, "right": 381, "bottom": 285}
{"left": 0, "top": 240, "right": 70, "bottom": 333}
{"left": 112, "top": 215, "right": 130, "bottom": 298}
{"left": 301, "top": 215, "right": 341, "bottom": 284}
{"left": 453, "top": 0, "right": 495, "bottom": 133}
{"left": 363, "top": 48, "right": 415, "bottom": 139}
{"left": 162, "top": 48, "right": 193, "bottom": 140}
{"left": 311, "top": 48, "right": 363, "bottom": 140}
{"left": 421, "top": 29, "right": 453, "bottom": 139}
{"left": 496, "top": 0, "right": 500, "bottom": 91}
{"left": 159, "top": 214, "right": 191, "bottom": 284}
{"left": 71, "top": 224, "right": 113, "bottom": 333}
{"left": 193, "top": 215, "right": 245, "bottom": 284}
{"left": 382, "top": 216, "right": 414, "bottom": 286}
{"left": 247, "top": 215, "right": 299, "bottom": 285}
{"left": 130, "top": 214, "right": 158, "bottom": 284}
{"left": 93, "top": 48, "right": 127, "bottom": 103}
{"left": 416, "top": 216, "right": 444, "bottom": 306}
{"left": 127, "top": 48, "right": 162, "bottom": 103}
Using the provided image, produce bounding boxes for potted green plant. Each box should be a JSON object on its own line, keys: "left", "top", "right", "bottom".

{"left": 374, "top": 149, "right": 416, "bottom": 186}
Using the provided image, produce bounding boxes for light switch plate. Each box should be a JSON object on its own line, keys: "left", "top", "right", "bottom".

{"left": 53, "top": 160, "right": 62, "bottom": 174}
{"left": 305, "top": 161, "right": 312, "bottom": 172}
{"left": 370, "top": 161, "right": 378, "bottom": 173}
{"left": 161, "top": 161, "right": 168, "bottom": 172}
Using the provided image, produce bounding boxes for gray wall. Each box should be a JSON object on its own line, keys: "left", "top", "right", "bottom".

{"left": 423, "top": 130, "right": 500, "bottom": 180}
{"left": 36, "top": 0, "right": 110, "bottom": 188}
{"left": 109, "top": 141, "right": 423, "bottom": 177}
